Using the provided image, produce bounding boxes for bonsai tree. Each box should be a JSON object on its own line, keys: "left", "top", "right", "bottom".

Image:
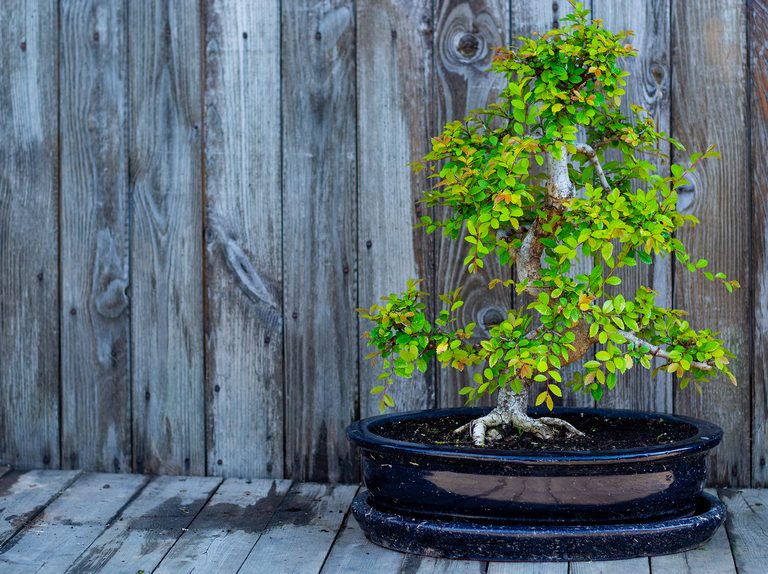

{"left": 358, "top": 3, "right": 738, "bottom": 447}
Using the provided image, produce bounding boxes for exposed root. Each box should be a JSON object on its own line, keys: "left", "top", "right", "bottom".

{"left": 453, "top": 409, "right": 585, "bottom": 447}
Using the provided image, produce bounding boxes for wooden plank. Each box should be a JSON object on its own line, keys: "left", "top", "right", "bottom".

{"left": 720, "top": 488, "right": 768, "bottom": 574}
{"left": 652, "top": 497, "right": 736, "bottom": 573}
{"left": 320, "top": 512, "right": 406, "bottom": 573}
{"left": 59, "top": 0, "right": 131, "bottom": 474}
{"left": 670, "top": 0, "right": 750, "bottom": 486}
{"left": 569, "top": 558, "right": 650, "bottom": 574}
{"left": 0, "top": 473, "right": 147, "bottom": 573}
{"left": 0, "top": 0, "right": 59, "bottom": 470}
{"left": 401, "top": 556, "right": 487, "bottom": 573}
{"left": 592, "top": 0, "right": 673, "bottom": 414}
{"left": 241, "top": 482, "right": 358, "bottom": 573}
{"left": 487, "top": 562, "right": 566, "bottom": 574}
{"left": 433, "top": 0, "right": 511, "bottom": 409}
{"left": 0, "top": 470, "right": 81, "bottom": 546}
{"left": 282, "top": 0, "right": 357, "bottom": 483}
{"left": 751, "top": 0, "right": 768, "bottom": 487}
{"left": 154, "top": 478, "right": 292, "bottom": 573}
{"left": 129, "top": 0, "right": 205, "bottom": 475}
{"left": 356, "top": 1, "right": 435, "bottom": 416}
{"left": 65, "top": 475, "right": 221, "bottom": 573}
{"left": 204, "top": 0, "right": 284, "bottom": 480}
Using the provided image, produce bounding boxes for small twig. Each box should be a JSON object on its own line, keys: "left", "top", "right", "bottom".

{"left": 617, "top": 330, "right": 713, "bottom": 371}
{"left": 574, "top": 143, "right": 612, "bottom": 194}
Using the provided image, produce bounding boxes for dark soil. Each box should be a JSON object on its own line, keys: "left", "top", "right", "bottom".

{"left": 373, "top": 412, "right": 698, "bottom": 452}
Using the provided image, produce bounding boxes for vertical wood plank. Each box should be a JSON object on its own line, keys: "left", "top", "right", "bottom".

{"left": 283, "top": 0, "right": 357, "bottom": 482}
{"left": 204, "top": 0, "right": 284, "bottom": 479}
{"left": 357, "top": 1, "right": 435, "bottom": 417}
{"left": 670, "top": 0, "right": 751, "bottom": 485}
{"left": 129, "top": 0, "right": 205, "bottom": 475}
{"left": 751, "top": 0, "right": 768, "bottom": 487}
{"left": 0, "top": 0, "right": 59, "bottom": 469}
{"left": 60, "top": 0, "right": 131, "bottom": 473}
{"left": 593, "top": 0, "right": 673, "bottom": 414}
{"left": 433, "top": 0, "right": 511, "bottom": 409}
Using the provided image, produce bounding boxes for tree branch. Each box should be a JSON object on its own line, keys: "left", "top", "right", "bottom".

{"left": 574, "top": 143, "right": 611, "bottom": 194}
{"left": 617, "top": 330, "right": 713, "bottom": 371}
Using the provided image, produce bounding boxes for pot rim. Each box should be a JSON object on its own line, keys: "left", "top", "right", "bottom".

{"left": 347, "top": 406, "right": 723, "bottom": 465}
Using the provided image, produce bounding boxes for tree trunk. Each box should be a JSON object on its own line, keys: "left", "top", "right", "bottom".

{"left": 455, "top": 385, "right": 584, "bottom": 446}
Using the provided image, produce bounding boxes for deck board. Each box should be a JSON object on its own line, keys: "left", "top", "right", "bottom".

{"left": 0, "top": 472, "right": 762, "bottom": 573}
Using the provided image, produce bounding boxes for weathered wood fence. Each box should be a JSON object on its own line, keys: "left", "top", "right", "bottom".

{"left": 0, "top": 0, "right": 765, "bottom": 486}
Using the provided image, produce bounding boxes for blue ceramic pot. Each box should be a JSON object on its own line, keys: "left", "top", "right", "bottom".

{"left": 347, "top": 407, "right": 722, "bottom": 524}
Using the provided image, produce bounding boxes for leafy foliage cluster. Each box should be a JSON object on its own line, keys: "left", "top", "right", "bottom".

{"left": 358, "top": 3, "right": 737, "bottom": 414}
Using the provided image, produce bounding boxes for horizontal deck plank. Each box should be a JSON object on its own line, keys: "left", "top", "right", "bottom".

{"left": 65, "top": 475, "right": 222, "bottom": 573}
{"left": 155, "top": 478, "right": 292, "bottom": 573}
{"left": 487, "top": 563, "right": 567, "bottom": 573}
{"left": 320, "top": 512, "right": 406, "bottom": 573}
{"left": 570, "top": 558, "right": 650, "bottom": 573}
{"left": 0, "top": 470, "right": 81, "bottom": 546}
{"left": 241, "top": 482, "right": 358, "bottom": 573}
{"left": 0, "top": 473, "right": 147, "bottom": 573}
{"left": 720, "top": 488, "right": 768, "bottom": 574}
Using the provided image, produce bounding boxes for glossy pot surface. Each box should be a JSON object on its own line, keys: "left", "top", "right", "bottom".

{"left": 347, "top": 407, "right": 722, "bottom": 524}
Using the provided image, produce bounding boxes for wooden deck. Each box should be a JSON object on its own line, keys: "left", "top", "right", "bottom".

{"left": 0, "top": 467, "right": 763, "bottom": 573}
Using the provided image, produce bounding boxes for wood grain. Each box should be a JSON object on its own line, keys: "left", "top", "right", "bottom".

{"left": 240, "top": 482, "right": 358, "bottom": 573}
{"left": 155, "top": 478, "right": 292, "bottom": 573}
{"left": 0, "top": 0, "right": 60, "bottom": 470}
{"left": 670, "top": 0, "right": 751, "bottom": 486}
{"left": 720, "top": 489, "right": 768, "bottom": 574}
{"left": 487, "top": 563, "right": 566, "bottom": 574}
{"left": 283, "top": 0, "right": 357, "bottom": 483}
{"left": 129, "top": 0, "right": 205, "bottom": 475}
{"left": 357, "top": 0, "right": 435, "bottom": 417}
{"left": 204, "top": 0, "right": 284, "bottom": 480}
{"left": 592, "top": 0, "right": 673, "bottom": 414}
{"left": 66, "top": 475, "right": 221, "bottom": 573}
{"left": 60, "top": 0, "right": 131, "bottom": 474}
{"left": 0, "top": 470, "right": 81, "bottom": 546}
{"left": 319, "top": 513, "right": 407, "bottom": 573}
{"left": 570, "top": 558, "right": 650, "bottom": 574}
{"left": 433, "top": 0, "right": 512, "bottom": 409}
{"left": 751, "top": 0, "right": 768, "bottom": 487}
{"left": 0, "top": 473, "right": 147, "bottom": 573}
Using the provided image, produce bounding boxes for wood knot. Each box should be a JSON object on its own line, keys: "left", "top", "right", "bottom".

{"left": 20, "top": 41, "right": 26, "bottom": 51}
{"left": 651, "top": 64, "right": 665, "bottom": 84}
{"left": 457, "top": 33, "right": 480, "bottom": 58}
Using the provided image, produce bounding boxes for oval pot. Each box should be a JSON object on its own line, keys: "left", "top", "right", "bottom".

{"left": 347, "top": 407, "right": 722, "bottom": 524}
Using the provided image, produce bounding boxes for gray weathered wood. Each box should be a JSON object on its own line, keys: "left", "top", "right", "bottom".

{"left": 204, "top": 0, "right": 284, "bottom": 480}
{"left": 283, "top": 0, "right": 357, "bottom": 483}
{"left": 402, "top": 556, "right": 487, "bottom": 573}
{"left": 487, "top": 562, "right": 566, "bottom": 574}
{"left": 670, "top": 0, "right": 751, "bottom": 486}
{"left": 569, "top": 557, "right": 650, "bottom": 574}
{"left": 651, "top": 491, "right": 736, "bottom": 574}
{"left": 356, "top": 0, "right": 435, "bottom": 418}
{"left": 0, "top": 473, "right": 147, "bottom": 573}
{"left": 0, "top": 470, "right": 81, "bottom": 546}
{"left": 240, "top": 482, "right": 358, "bottom": 573}
{"left": 433, "top": 0, "right": 512, "bottom": 409}
{"left": 751, "top": 0, "right": 768, "bottom": 488}
{"left": 0, "top": 0, "right": 60, "bottom": 470}
{"left": 60, "top": 0, "right": 131, "bottom": 474}
{"left": 154, "top": 478, "right": 291, "bottom": 573}
{"left": 593, "top": 0, "right": 673, "bottom": 414}
{"left": 0, "top": 466, "right": 10, "bottom": 479}
{"left": 65, "top": 475, "right": 221, "bottom": 574}
{"left": 320, "top": 512, "right": 407, "bottom": 573}
{"left": 129, "top": 0, "right": 205, "bottom": 475}
{"left": 720, "top": 488, "right": 768, "bottom": 574}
